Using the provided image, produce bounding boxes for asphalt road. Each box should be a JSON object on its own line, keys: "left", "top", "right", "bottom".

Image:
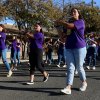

{"left": 0, "top": 60, "right": 100, "bottom": 100}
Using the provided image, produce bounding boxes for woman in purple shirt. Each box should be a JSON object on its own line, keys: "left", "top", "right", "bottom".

{"left": 0, "top": 24, "right": 12, "bottom": 77}
{"left": 56, "top": 8, "right": 87, "bottom": 94}
{"left": 26, "top": 23, "right": 49, "bottom": 85}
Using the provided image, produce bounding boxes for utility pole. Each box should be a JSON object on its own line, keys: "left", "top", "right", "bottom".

{"left": 91, "top": 0, "right": 94, "bottom": 7}
{"left": 63, "top": 0, "right": 64, "bottom": 13}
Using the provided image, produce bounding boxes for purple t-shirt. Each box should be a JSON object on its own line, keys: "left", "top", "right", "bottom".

{"left": 11, "top": 40, "right": 17, "bottom": 51}
{"left": 65, "top": 19, "right": 86, "bottom": 49}
{"left": 29, "top": 32, "right": 44, "bottom": 51}
{"left": 0, "top": 32, "right": 6, "bottom": 50}
{"left": 16, "top": 43, "right": 21, "bottom": 52}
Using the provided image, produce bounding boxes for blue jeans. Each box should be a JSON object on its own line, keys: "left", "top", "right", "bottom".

{"left": 0, "top": 49, "right": 10, "bottom": 71}
{"left": 58, "top": 53, "right": 63, "bottom": 65}
{"left": 16, "top": 51, "right": 20, "bottom": 64}
{"left": 11, "top": 50, "right": 17, "bottom": 65}
{"left": 57, "top": 51, "right": 66, "bottom": 65}
{"left": 65, "top": 47, "right": 87, "bottom": 85}
{"left": 48, "top": 52, "right": 53, "bottom": 64}
{"left": 87, "top": 47, "right": 96, "bottom": 66}
{"left": 45, "top": 52, "right": 48, "bottom": 61}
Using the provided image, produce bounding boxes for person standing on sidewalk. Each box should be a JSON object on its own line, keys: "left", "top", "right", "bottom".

{"left": 0, "top": 24, "right": 12, "bottom": 77}
{"left": 56, "top": 8, "right": 87, "bottom": 94}
{"left": 26, "top": 23, "right": 49, "bottom": 85}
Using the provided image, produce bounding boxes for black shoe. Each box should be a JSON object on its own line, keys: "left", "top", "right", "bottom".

{"left": 43, "top": 74, "right": 49, "bottom": 82}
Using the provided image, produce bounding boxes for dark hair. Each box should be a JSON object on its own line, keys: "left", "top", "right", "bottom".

{"left": 35, "top": 22, "right": 43, "bottom": 33}
{"left": 40, "top": 28, "right": 43, "bottom": 33}
{"left": 0, "top": 24, "right": 6, "bottom": 32}
{"left": 71, "top": 8, "right": 83, "bottom": 19}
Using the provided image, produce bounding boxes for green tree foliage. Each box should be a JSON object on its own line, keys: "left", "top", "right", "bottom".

{"left": 80, "top": 6, "right": 100, "bottom": 32}
{"left": 1, "top": 0, "right": 62, "bottom": 31}
{"left": 64, "top": 3, "right": 100, "bottom": 33}
{"left": 0, "top": 0, "right": 100, "bottom": 33}
{"left": 0, "top": 1, "right": 8, "bottom": 21}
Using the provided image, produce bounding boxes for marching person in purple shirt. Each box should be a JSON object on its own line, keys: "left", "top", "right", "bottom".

{"left": 0, "top": 24, "right": 12, "bottom": 77}
{"left": 26, "top": 23, "right": 49, "bottom": 85}
{"left": 56, "top": 8, "right": 87, "bottom": 94}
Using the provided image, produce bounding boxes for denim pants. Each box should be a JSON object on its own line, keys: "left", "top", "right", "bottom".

{"left": 0, "top": 49, "right": 10, "bottom": 71}
{"left": 16, "top": 51, "right": 20, "bottom": 64}
{"left": 58, "top": 53, "right": 63, "bottom": 65}
{"left": 65, "top": 47, "right": 87, "bottom": 85}
{"left": 45, "top": 52, "right": 48, "bottom": 61}
{"left": 57, "top": 51, "right": 66, "bottom": 65}
{"left": 48, "top": 52, "right": 53, "bottom": 64}
{"left": 11, "top": 50, "right": 17, "bottom": 65}
{"left": 87, "top": 46, "right": 96, "bottom": 66}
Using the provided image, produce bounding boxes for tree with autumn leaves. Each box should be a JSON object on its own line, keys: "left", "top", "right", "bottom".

{"left": 0, "top": 0, "right": 100, "bottom": 59}
{"left": 0, "top": 0, "right": 100, "bottom": 33}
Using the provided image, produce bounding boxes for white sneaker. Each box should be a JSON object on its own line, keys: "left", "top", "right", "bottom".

{"left": 57, "top": 64, "right": 60, "bottom": 68}
{"left": 80, "top": 83, "right": 87, "bottom": 91}
{"left": 13, "top": 68, "right": 17, "bottom": 71}
{"left": 48, "top": 63, "right": 51, "bottom": 65}
{"left": 92, "top": 66, "right": 96, "bottom": 70}
{"left": 75, "top": 70, "right": 78, "bottom": 75}
{"left": 15, "top": 64, "right": 17, "bottom": 67}
{"left": 86, "top": 66, "right": 90, "bottom": 70}
{"left": 45, "top": 61, "right": 48, "bottom": 64}
{"left": 26, "top": 82, "right": 34, "bottom": 85}
{"left": 65, "top": 73, "right": 67, "bottom": 75}
{"left": 7, "top": 70, "right": 13, "bottom": 77}
{"left": 63, "top": 65, "right": 67, "bottom": 68}
{"left": 61, "top": 88, "right": 71, "bottom": 94}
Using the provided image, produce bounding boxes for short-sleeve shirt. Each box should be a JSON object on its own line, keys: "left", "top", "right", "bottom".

{"left": 29, "top": 32, "right": 44, "bottom": 51}
{"left": 11, "top": 40, "right": 17, "bottom": 51}
{"left": 16, "top": 43, "right": 21, "bottom": 52}
{"left": 65, "top": 19, "right": 86, "bottom": 49}
{"left": 0, "top": 32, "right": 6, "bottom": 50}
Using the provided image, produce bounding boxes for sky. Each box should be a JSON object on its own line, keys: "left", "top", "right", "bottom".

{"left": 0, "top": 18, "right": 15, "bottom": 25}
{"left": 0, "top": 0, "right": 100, "bottom": 25}
{"left": 53, "top": 0, "right": 100, "bottom": 7}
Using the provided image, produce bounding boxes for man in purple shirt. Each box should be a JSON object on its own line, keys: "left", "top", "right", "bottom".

{"left": 0, "top": 24, "right": 12, "bottom": 77}
{"left": 56, "top": 8, "right": 87, "bottom": 94}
